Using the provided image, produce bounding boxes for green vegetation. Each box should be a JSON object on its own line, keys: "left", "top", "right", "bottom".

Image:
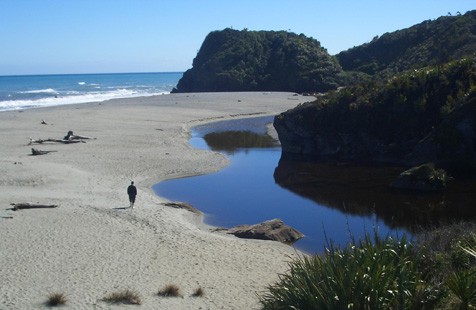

{"left": 173, "top": 28, "right": 343, "bottom": 93}
{"left": 337, "top": 10, "right": 476, "bottom": 80}
{"left": 313, "top": 57, "right": 475, "bottom": 145}
{"left": 275, "top": 57, "right": 476, "bottom": 171}
{"left": 260, "top": 224, "right": 476, "bottom": 309}
{"left": 174, "top": 11, "right": 476, "bottom": 93}
{"left": 391, "top": 163, "right": 449, "bottom": 192}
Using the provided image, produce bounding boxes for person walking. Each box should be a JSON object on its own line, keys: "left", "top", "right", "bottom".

{"left": 127, "top": 181, "right": 137, "bottom": 208}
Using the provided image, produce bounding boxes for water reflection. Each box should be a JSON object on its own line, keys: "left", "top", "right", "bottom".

{"left": 203, "top": 131, "right": 278, "bottom": 154}
{"left": 154, "top": 117, "right": 415, "bottom": 253}
{"left": 274, "top": 156, "right": 476, "bottom": 232}
{"left": 155, "top": 116, "right": 476, "bottom": 253}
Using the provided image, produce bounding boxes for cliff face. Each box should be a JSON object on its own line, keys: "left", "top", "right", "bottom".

{"left": 273, "top": 102, "right": 395, "bottom": 162}
{"left": 172, "top": 28, "right": 343, "bottom": 93}
{"left": 274, "top": 58, "right": 476, "bottom": 173}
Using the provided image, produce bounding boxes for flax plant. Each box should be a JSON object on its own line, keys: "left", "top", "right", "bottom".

{"left": 446, "top": 269, "right": 476, "bottom": 310}
{"left": 260, "top": 232, "right": 433, "bottom": 309}
{"left": 447, "top": 238, "right": 476, "bottom": 310}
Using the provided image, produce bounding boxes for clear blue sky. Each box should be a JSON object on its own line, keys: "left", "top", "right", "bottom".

{"left": 0, "top": 0, "right": 474, "bottom": 75}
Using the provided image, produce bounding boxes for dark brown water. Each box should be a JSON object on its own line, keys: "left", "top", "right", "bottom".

{"left": 153, "top": 116, "right": 476, "bottom": 254}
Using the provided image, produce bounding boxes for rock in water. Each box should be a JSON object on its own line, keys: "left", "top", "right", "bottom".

{"left": 390, "top": 163, "right": 448, "bottom": 192}
{"left": 227, "top": 219, "right": 304, "bottom": 244}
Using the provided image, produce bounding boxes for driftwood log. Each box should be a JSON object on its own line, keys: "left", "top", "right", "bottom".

{"left": 161, "top": 202, "right": 201, "bottom": 214}
{"left": 10, "top": 202, "right": 58, "bottom": 211}
{"left": 31, "top": 148, "right": 57, "bottom": 156}
{"left": 29, "top": 138, "right": 82, "bottom": 145}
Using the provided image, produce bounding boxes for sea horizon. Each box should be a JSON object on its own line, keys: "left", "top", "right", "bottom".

{"left": 0, "top": 71, "right": 184, "bottom": 78}
{"left": 0, "top": 72, "right": 183, "bottom": 111}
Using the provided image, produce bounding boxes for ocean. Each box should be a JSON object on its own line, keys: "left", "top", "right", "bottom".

{"left": 0, "top": 72, "right": 183, "bottom": 111}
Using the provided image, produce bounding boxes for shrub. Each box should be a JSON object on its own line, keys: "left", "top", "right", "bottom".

{"left": 158, "top": 284, "right": 182, "bottom": 297}
{"left": 103, "top": 289, "right": 141, "bottom": 305}
{"left": 446, "top": 269, "right": 476, "bottom": 310}
{"left": 192, "top": 286, "right": 204, "bottom": 297}
{"left": 259, "top": 233, "right": 437, "bottom": 309}
{"left": 46, "top": 292, "right": 67, "bottom": 307}
{"left": 415, "top": 222, "right": 476, "bottom": 282}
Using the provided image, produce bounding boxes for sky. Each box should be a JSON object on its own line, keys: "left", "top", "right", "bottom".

{"left": 0, "top": 0, "right": 474, "bottom": 75}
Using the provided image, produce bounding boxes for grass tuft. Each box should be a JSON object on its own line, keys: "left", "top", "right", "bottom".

{"left": 103, "top": 289, "right": 141, "bottom": 305}
{"left": 46, "top": 292, "right": 67, "bottom": 307}
{"left": 191, "top": 286, "right": 204, "bottom": 297}
{"left": 158, "top": 284, "right": 182, "bottom": 297}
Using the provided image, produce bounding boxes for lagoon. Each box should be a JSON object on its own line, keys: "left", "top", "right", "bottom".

{"left": 153, "top": 116, "right": 476, "bottom": 254}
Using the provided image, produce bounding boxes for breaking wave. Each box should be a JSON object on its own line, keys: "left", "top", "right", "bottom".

{"left": 0, "top": 89, "right": 168, "bottom": 111}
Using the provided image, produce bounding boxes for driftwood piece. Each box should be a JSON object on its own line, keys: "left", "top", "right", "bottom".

{"left": 161, "top": 202, "right": 201, "bottom": 214}
{"left": 69, "top": 135, "right": 94, "bottom": 140}
{"left": 31, "top": 148, "right": 58, "bottom": 156}
{"left": 10, "top": 202, "right": 59, "bottom": 211}
{"left": 63, "top": 131, "right": 95, "bottom": 141}
{"left": 29, "top": 138, "right": 82, "bottom": 145}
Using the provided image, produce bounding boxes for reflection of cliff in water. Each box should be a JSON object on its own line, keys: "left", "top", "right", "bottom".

{"left": 274, "top": 155, "right": 476, "bottom": 232}
{"left": 203, "top": 131, "right": 279, "bottom": 154}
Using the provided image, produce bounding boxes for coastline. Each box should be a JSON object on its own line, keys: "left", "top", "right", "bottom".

{"left": 0, "top": 92, "right": 310, "bottom": 309}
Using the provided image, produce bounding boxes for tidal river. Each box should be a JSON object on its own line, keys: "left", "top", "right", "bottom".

{"left": 153, "top": 116, "right": 476, "bottom": 254}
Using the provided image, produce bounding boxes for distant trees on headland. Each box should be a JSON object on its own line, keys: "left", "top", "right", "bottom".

{"left": 173, "top": 10, "right": 476, "bottom": 94}
{"left": 172, "top": 28, "right": 343, "bottom": 93}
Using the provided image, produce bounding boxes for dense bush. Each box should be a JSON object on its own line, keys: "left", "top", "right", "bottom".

{"left": 173, "top": 28, "right": 343, "bottom": 93}
{"left": 337, "top": 10, "right": 476, "bottom": 79}
{"left": 275, "top": 56, "right": 476, "bottom": 168}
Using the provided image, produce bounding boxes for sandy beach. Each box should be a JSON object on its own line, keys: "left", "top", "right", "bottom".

{"left": 0, "top": 92, "right": 310, "bottom": 309}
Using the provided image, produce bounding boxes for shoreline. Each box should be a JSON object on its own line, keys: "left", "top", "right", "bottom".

{"left": 0, "top": 92, "right": 310, "bottom": 309}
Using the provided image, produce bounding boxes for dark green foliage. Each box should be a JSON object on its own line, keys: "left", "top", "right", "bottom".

{"left": 260, "top": 225, "right": 476, "bottom": 310}
{"left": 277, "top": 57, "right": 476, "bottom": 167}
{"left": 337, "top": 10, "right": 476, "bottom": 79}
{"left": 446, "top": 270, "right": 476, "bottom": 310}
{"left": 260, "top": 233, "right": 437, "bottom": 309}
{"left": 415, "top": 223, "right": 476, "bottom": 309}
{"left": 173, "top": 28, "right": 343, "bottom": 93}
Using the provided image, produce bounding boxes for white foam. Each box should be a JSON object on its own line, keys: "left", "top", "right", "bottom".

{"left": 0, "top": 89, "right": 169, "bottom": 111}
{"left": 20, "top": 88, "right": 58, "bottom": 94}
{"left": 78, "top": 82, "right": 86, "bottom": 85}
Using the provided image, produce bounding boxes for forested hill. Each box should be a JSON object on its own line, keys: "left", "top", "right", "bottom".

{"left": 172, "top": 28, "right": 343, "bottom": 93}
{"left": 173, "top": 11, "right": 476, "bottom": 93}
{"left": 274, "top": 57, "right": 476, "bottom": 173}
{"left": 337, "top": 10, "right": 476, "bottom": 78}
